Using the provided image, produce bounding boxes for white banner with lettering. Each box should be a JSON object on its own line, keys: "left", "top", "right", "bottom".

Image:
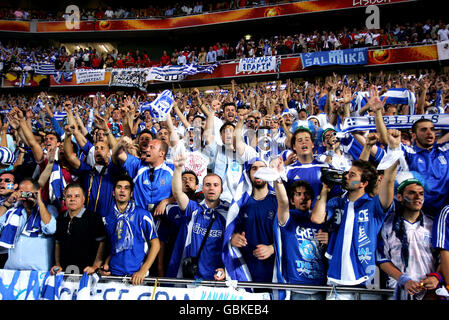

{"left": 437, "top": 40, "right": 449, "bottom": 61}
{"left": 341, "top": 113, "right": 449, "bottom": 133}
{"left": 236, "top": 56, "right": 279, "bottom": 75}
{"left": 0, "top": 269, "right": 270, "bottom": 300}
{"left": 75, "top": 69, "right": 106, "bottom": 84}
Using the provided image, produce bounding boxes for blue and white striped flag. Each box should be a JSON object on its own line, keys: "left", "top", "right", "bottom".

{"left": 40, "top": 271, "right": 64, "bottom": 300}
{"left": 381, "top": 88, "right": 416, "bottom": 115}
{"left": 32, "top": 62, "right": 56, "bottom": 75}
{"left": 32, "top": 99, "right": 45, "bottom": 114}
{"left": 222, "top": 162, "right": 253, "bottom": 282}
{"left": 49, "top": 161, "right": 67, "bottom": 203}
{"left": 147, "top": 63, "right": 218, "bottom": 82}
{"left": 53, "top": 71, "right": 74, "bottom": 84}
{"left": 76, "top": 272, "right": 100, "bottom": 300}
{"left": 148, "top": 90, "right": 174, "bottom": 121}
{"left": 351, "top": 91, "right": 369, "bottom": 114}
{"left": 53, "top": 111, "right": 67, "bottom": 122}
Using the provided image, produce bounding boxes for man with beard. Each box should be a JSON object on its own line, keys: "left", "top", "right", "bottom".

{"left": 311, "top": 130, "right": 400, "bottom": 299}
{"left": 63, "top": 125, "right": 124, "bottom": 217}
{"left": 0, "top": 178, "right": 58, "bottom": 271}
{"left": 374, "top": 92, "right": 449, "bottom": 215}
{"left": 230, "top": 158, "right": 277, "bottom": 283}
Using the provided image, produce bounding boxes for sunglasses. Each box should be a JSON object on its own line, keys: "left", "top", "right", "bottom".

{"left": 0, "top": 178, "right": 12, "bottom": 183}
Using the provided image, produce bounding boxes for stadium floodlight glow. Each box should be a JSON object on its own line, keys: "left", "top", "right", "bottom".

{"left": 244, "top": 34, "right": 252, "bottom": 41}
{"left": 204, "top": 90, "right": 214, "bottom": 94}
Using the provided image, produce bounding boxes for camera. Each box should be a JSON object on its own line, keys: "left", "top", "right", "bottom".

{"left": 182, "top": 256, "right": 199, "bottom": 279}
{"left": 320, "top": 167, "right": 345, "bottom": 186}
{"left": 21, "top": 191, "right": 34, "bottom": 199}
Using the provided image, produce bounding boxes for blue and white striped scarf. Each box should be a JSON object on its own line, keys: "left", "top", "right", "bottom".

{"left": 381, "top": 88, "right": 416, "bottom": 115}
{"left": 113, "top": 201, "right": 135, "bottom": 253}
{"left": 0, "top": 205, "right": 41, "bottom": 248}
{"left": 222, "top": 158, "right": 287, "bottom": 299}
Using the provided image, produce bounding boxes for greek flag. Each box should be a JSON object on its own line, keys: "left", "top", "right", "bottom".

{"left": 148, "top": 90, "right": 174, "bottom": 121}
{"left": 53, "top": 111, "right": 67, "bottom": 122}
{"left": 381, "top": 88, "right": 416, "bottom": 115}
{"left": 222, "top": 161, "right": 253, "bottom": 282}
{"left": 32, "top": 63, "right": 56, "bottom": 75}
{"left": 53, "top": 71, "right": 74, "bottom": 84}
{"left": 19, "top": 71, "right": 28, "bottom": 88}
{"left": 32, "top": 99, "right": 45, "bottom": 114}
{"left": 49, "top": 161, "right": 67, "bottom": 203}
{"left": 146, "top": 63, "right": 218, "bottom": 82}
{"left": 40, "top": 271, "right": 64, "bottom": 300}
{"left": 351, "top": 91, "right": 369, "bottom": 114}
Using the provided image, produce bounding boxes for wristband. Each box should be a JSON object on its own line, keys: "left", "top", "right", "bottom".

{"left": 2, "top": 203, "right": 11, "bottom": 209}
{"left": 427, "top": 272, "right": 444, "bottom": 285}
{"left": 397, "top": 274, "right": 412, "bottom": 287}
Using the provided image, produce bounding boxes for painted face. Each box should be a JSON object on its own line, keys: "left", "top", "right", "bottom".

{"left": 398, "top": 183, "right": 425, "bottom": 212}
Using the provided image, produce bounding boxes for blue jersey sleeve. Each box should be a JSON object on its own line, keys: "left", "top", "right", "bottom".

{"left": 123, "top": 154, "right": 141, "bottom": 178}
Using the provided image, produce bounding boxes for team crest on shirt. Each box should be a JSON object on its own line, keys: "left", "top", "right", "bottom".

{"left": 160, "top": 178, "right": 165, "bottom": 186}
{"left": 267, "top": 211, "right": 275, "bottom": 220}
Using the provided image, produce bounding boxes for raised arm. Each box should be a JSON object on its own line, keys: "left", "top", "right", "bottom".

{"left": 271, "top": 157, "right": 290, "bottom": 226}
{"left": 310, "top": 183, "right": 331, "bottom": 225}
{"left": 16, "top": 107, "right": 44, "bottom": 163}
{"left": 63, "top": 126, "right": 81, "bottom": 170}
{"left": 378, "top": 129, "right": 401, "bottom": 210}
{"left": 172, "top": 153, "right": 189, "bottom": 211}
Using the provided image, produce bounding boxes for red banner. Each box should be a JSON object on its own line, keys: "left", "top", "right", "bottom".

{"left": 34, "top": 0, "right": 414, "bottom": 33}
{"left": 0, "top": 20, "right": 30, "bottom": 32}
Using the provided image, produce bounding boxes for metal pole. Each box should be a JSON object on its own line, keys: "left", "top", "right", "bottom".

{"left": 62, "top": 273, "right": 394, "bottom": 296}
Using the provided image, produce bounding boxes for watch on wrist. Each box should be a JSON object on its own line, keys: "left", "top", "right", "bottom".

{"left": 316, "top": 195, "right": 321, "bottom": 201}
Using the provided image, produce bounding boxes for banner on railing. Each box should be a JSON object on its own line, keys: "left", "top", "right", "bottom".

{"left": 75, "top": 69, "right": 106, "bottom": 84}
{"left": 146, "top": 63, "right": 218, "bottom": 82}
{"left": 0, "top": 269, "right": 270, "bottom": 300}
{"left": 300, "top": 48, "right": 368, "bottom": 68}
{"left": 109, "top": 68, "right": 149, "bottom": 91}
{"left": 236, "top": 56, "right": 280, "bottom": 75}
{"left": 437, "top": 40, "right": 449, "bottom": 61}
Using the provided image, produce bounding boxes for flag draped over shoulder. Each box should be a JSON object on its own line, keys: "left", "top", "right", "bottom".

{"left": 49, "top": 161, "right": 67, "bottom": 203}
{"left": 222, "top": 162, "right": 253, "bottom": 282}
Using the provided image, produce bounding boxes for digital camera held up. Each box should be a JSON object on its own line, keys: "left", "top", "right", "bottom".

{"left": 320, "top": 167, "right": 345, "bottom": 186}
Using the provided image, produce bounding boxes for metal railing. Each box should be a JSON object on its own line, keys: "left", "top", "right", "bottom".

{"left": 62, "top": 273, "right": 394, "bottom": 300}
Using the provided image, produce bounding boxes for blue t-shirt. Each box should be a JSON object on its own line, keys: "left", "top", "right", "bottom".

{"left": 235, "top": 193, "right": 277, "bottom": 282}
{"left": 123, "top": 154, "right": 174, "bottom": 210}
{"left": 104, "top": 203, "right": 158, "bottom": 276}
{"left": 168, "top": 200, "right": 227, "bottom": 280}
{"left": 325, "top": 194, "right": 392, "bottom": 286}
{"left": 280, "top": 209, "right": 327, "bottom": 285}
{"left": 399, "top": 142, "right": 449, "bottom": 215}
{"left": 432, "top": 205, "right": 449, "bottom": 251}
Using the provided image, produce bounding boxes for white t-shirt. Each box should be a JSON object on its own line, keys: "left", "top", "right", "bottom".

{"left": 438, "top": 28, "right": 449, "bottom": 41}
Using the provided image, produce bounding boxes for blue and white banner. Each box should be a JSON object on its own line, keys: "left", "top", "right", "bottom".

{"left": 144, "top": 90, "right": 174, "bottom": 121}
{"left": 381, "top": 88, "right": 416, "bottom": 115}
{"left": 146, "top": 63, "right": 218, "bottom": 82}
{"left": 75, "top": 69, "right": 106, "bottom": 84}
{"left": 110, "top": 68, "right": 149, "bottom": 91}
{"left": 32, "top": 99, "right": 45, "bottom": 114}
{"left": 437, "top": 40, "right": 449, "bottom": 61}
{"left": 53, "top": 71, "right": 74, "bottom": 84}
{"left": 236, "top": 56, "right": 280, "bottom": 75}
{"left": 300, "top": 48, "right": 368, "bottom": 68}
{"left": 0, "top": 269, "right": 270, "bottom": 300}
{"left": 341, "top": 113, "right": 449, "bottom": 133}
{"left": 31, "top": 63, "right": 56, "bottom": 75}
